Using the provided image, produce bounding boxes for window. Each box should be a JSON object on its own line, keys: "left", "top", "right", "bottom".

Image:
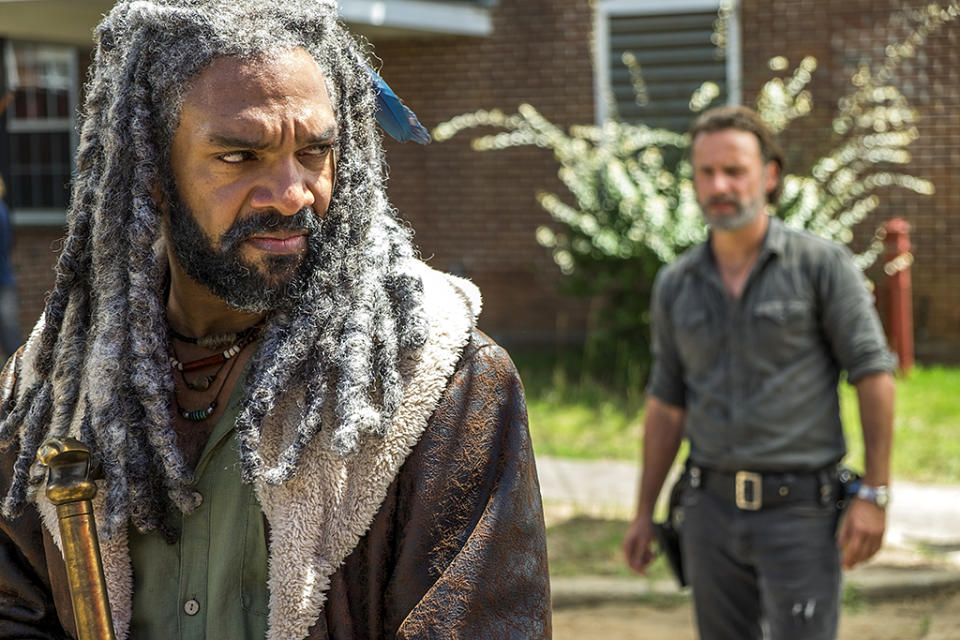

{"left": 594, "top": 0, "right": 741, "bottom": 131}
{"left": 3, "top": 41, "right": 78, "bottom": 221}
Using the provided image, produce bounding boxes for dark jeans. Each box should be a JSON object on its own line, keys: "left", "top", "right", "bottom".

{"left": 680, "top": 486, "right": 841, "bottom": 640}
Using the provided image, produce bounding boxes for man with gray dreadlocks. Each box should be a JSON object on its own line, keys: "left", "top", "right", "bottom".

{"left": 0, "top": 1, "right": 551, "bottom": 638}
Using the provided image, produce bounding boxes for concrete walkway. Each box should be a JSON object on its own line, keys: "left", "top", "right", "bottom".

{"left": 537, "top": 455, "right": 960, "bottom": 607}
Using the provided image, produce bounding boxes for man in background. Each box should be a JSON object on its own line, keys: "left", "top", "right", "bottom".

{"left": 623, "top": 105, "right": 895, "bottom": 640}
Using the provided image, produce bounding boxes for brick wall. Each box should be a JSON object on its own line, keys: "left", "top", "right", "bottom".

{"left": 9, "top": 0, "right": 960, "bottom": 361}
{"left": 10, "top": 226, "right": 60, "bottom": 343}
{"left": 740, "top": 0, "right": 960, "bottom": 361}
{"left": 372, "top": 0, "right": 596, "bottom": 346}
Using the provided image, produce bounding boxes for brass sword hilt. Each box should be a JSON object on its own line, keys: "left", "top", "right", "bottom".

{"left": 38, "top": 437, "right": 116, "bottom": 640}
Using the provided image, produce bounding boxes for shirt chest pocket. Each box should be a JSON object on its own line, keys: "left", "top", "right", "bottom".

{"left": 751, "top": 299, "right": 817, "bottom": 364}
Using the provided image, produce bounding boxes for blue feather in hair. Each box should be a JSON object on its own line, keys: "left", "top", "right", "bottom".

{"left": 368, "top": 67, "right": 431, "bottom": 145}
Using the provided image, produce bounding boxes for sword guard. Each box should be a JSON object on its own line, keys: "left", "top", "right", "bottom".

{"left": 37, "top": 437, "right": 99, "bottom": 505}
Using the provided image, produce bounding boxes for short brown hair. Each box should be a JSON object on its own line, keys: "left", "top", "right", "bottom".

{"left": 689, "top": 105, "right": 785, "bottom": 205}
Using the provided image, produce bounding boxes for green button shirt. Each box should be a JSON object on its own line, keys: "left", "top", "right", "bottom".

{"left": 128, "top": 376, "right": 270, "bottom": 640}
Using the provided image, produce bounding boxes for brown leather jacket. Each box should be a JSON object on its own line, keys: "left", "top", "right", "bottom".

{"left": 0, "top": 331, "right": 552, "bottom": 639}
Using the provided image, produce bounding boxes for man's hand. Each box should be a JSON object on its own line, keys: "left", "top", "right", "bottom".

{"left": 840, "top": 371, "right": 893, "bottom": 570}
{"left": 623, "top": 516, "right": 657, "bottom": 574}
{"left": 624, "top": 396, "right": 686, "bottom": 575}
{"left": 837, "top": 498, "right": 886, "bottom": 569}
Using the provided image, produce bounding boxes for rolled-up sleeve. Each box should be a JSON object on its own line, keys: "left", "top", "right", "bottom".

{"left": 817, "top": 246, "right": 897, "bottom": 383}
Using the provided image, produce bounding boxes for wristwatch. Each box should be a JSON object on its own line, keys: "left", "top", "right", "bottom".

{"left": 856, "top": 484, "right": 891, "bottom": 509}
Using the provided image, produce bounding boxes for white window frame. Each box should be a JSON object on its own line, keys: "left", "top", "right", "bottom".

{"left": 4, "top": 40, "right": 79, "bottom": 226}
{"left": 593, "top": 0, "right": 742, "bottom": 125}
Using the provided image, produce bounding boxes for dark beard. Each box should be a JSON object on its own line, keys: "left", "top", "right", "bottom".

{"left": 166, "top": 189, "right": 323, "bottom": 312}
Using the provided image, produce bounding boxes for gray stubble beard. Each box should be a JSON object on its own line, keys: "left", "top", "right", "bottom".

{"left": 699, "top": 190, "right": 768, "bottom": 231}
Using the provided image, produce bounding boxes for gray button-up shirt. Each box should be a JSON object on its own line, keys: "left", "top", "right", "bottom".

{"left": 646, "top": 216, "right": 896, "bottom": 472}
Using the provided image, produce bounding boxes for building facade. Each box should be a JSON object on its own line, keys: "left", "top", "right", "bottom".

{"left": 1, "top": 0, "right": 957, "bottom": 359}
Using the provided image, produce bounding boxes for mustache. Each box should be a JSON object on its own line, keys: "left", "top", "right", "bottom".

{"left": 219, "top": 208, "right": 319, "bottom": 251}
{"left": 705, "top": 195, "right": 740, "bottom": 207}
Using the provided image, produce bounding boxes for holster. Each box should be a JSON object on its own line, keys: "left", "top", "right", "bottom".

{"left": 833, "top": 464, "right": 862, "bottom": 511}
{"left": 653, "top": 466, "right": 689, "bottom": 588}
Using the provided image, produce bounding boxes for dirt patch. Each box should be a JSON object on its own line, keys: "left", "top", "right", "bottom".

{"left": 553, "top": 589, "right": 960, "bottom": 639}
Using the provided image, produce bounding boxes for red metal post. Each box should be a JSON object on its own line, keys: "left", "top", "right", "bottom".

{"left": 883, "top": 218, "right": 914, "bottom": 374}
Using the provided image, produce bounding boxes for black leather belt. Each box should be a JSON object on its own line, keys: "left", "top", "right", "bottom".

{"left": 690, "top": 465, "right": 835, "bottom": 511}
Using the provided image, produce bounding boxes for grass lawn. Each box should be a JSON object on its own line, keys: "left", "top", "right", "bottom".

{"left": 517, "top": 353, "right": 960, "bottom": 484}
{"left": 841, "top": 366, "right": 960, "bottom": 483}
{"left": 515, "top": 347, "right": 645, "bottom": 463}
{"left": 546, "top": 515, "right": 675, "bottom": 583}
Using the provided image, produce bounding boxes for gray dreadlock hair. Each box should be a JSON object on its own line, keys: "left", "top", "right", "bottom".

{"left": 0, "top": 0, "right": 429, "bottom": 537}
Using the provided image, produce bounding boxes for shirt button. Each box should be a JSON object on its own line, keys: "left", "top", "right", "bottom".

{"left": 193, "top": 491, "right": 203, "bottom": 507}
{"left": 184, "top": 599, "right": 200, "bottom": 616}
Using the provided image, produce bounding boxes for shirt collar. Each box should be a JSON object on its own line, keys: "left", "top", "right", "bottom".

{"left": 685, "top": 213, "right": 785, "bottom": 276}
{"left": 763, "top": 215, "right": 787, "bottom": 257}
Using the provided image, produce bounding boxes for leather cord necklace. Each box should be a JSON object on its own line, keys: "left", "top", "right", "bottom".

{"left": 177, "top": 357, "right": 229, "bottom": 392}
{"left": 176, "top": 354, "right": 242, "bottom": 422}
{"left": 170, "top": 323, "right": 262, "bottom": 422}
{"left": 169, "top": 325, "right": 262, "bottom": 373}
{"left": 169, "top": 323, "right": 261, "bottom": 351}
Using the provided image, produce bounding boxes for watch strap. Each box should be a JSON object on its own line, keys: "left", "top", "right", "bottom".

{"left": 856, "top": 484, "right": 890, "bottom": 508}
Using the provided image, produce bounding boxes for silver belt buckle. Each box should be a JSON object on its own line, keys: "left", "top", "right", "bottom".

{"left": 735, "top": 471, "right": 763, "bottom": 510}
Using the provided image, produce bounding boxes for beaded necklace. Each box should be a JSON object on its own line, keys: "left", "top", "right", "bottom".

{"left": 169, "top": 323, "right": 261, "bottom": 351}
{"left": 176, "top": 355, "right": 242, "bottom": 422}
{"left": 170, "top": 323, "right": 262, "bottom": 422}
{"left": 169, "top": 327, "right": 261, "bottom": 373}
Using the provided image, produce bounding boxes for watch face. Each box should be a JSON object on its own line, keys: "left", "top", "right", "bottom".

{"left": 875, "top": 487, "right": 890, "bottom": 508}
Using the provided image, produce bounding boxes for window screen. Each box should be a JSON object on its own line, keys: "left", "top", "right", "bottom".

{"left": 608, "top": 10, "right": 727, "bottom": 131}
